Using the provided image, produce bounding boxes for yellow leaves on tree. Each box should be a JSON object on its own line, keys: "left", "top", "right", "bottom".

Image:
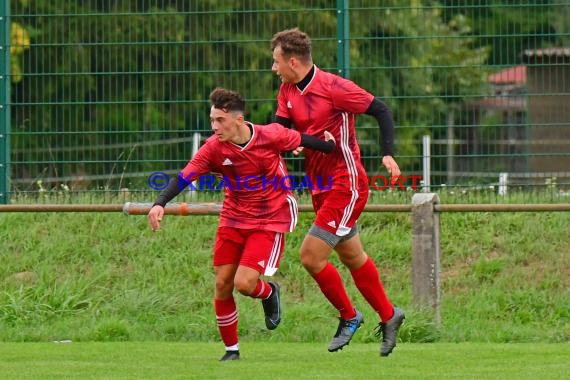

{"left": 11, "top": 22, "right": 31, "bottom": 83}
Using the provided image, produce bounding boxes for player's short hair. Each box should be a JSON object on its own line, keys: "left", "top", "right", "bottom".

{"left": 209, "top": 87, "right": 245, "bottom": 114}
{"left": 271, "top": 27, "right": 312, "bottom": 63}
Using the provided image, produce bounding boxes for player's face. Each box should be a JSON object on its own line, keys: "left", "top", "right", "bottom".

{"left": 272, "top": 46, "right": 296, "bottom": 84}
{"left": 210, "top": 106, "right": 239, "bottom": 142}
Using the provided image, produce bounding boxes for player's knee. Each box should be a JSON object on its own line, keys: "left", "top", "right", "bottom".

{"left": 300, "top": 248, "right": 324, "bottom": 274}
{"left": 233, "top": 276, "right": 256, "bottom": 296}
{"left": 215, "top": 276, "right": 234, "bottom": 295}
{"left": 339, "top": 250, "right": 366, "bottom": 269}
{"left": 299, "top": 247, "right": 312, "bottom": 267}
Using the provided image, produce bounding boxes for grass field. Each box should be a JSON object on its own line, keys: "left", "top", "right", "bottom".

{"left": 1, "top": 342, "right": 569, "bottom": 379}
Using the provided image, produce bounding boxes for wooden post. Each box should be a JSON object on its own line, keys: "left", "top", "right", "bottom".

{"left": 411, "top": 193, "right": 441, "bottom": 325}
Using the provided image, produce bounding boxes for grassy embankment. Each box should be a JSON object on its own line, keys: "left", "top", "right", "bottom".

{"left": 1, "top": 192, "right": 568, "bottom": 344}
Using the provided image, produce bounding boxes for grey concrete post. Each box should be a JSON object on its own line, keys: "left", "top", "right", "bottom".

{"left": 411, "top": 193, "right": 441, "bottom": 325}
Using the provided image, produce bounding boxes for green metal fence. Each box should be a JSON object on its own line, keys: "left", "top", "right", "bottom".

{"left": 2, "top": 1, "right": 570, "bottom": 204}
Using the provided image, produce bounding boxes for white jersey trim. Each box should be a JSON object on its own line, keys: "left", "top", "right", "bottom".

{"left": 264, "top": 232, "right": 284, "bottom": 276}
{"left": 337, "top": 112, "right": 359, "bottom": 235}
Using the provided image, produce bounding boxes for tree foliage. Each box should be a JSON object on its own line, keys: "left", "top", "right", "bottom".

{"left": 8, "top": 1, "right": 568, "bottom": 190}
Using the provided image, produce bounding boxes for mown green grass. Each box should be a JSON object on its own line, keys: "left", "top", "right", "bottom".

{"left": 0, "top": 342, "right": 568, "bottom": 380}
{"left": 0, "top": 198, "right": 569, "bottom": 344}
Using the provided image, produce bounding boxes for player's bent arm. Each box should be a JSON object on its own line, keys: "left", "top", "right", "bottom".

{"left": 365, "top": 98, "right": 395, "bottom": 157}
{"left": 300, "top": 132, "right": 335, "bottom": 153}
{"left": 152, "top": 175, "right": 188, "bottom": 207}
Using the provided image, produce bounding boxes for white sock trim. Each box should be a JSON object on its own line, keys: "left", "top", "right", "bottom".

{"left": 225, "top": 343, "right": 239, "bottom": 351}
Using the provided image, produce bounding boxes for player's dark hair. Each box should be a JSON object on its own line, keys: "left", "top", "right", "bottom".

{"left": 271, "top": 27, "right": 312, "bottom": 63}
{"left": 209, "top": 87, "right": 245, "bottom": 113}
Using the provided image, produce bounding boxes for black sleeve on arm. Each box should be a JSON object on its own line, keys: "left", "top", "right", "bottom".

{"left": 365, "top": 98, "right": 395, "bottom": 157}
{"left": 300, "top": 133, "right": 335, "bottom": 154}
{"left": 275, "top": 115, "right": 292, "bottom": 128}
{"left": 152, "top": 175, "right": 188, "bottom": 207}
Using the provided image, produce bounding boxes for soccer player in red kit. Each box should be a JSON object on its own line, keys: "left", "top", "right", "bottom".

{"left": 271, "top": 28, "right": 405, "bottom": 357}
{"left": 148, "top": 87, "right": 335, "bottom": 361}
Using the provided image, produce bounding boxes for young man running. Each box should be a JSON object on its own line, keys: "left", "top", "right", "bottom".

{"left": 270, "top": 28, "right": 405, "bottom": 357}
{"left": 148, "top": 87, "right": 335, "bottom": 361}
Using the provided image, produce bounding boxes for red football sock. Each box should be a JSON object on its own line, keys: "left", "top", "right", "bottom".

{"left": 250, "top": 279, "right": 273, "bottom": 299}
{"left": 214, "top": 297, "right": 238, "bottom": 347}
{"left": 312, "top": 262, "right": 356, "bottom": 320}
{"left": 351, "top": 257, "right": 394, "bottom": 322}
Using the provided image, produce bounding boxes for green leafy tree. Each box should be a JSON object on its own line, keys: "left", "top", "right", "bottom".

{"left": 348, "top": 0, "right": 490, "bottom": 173}
{"left": 439, "top": 0, "right": 559, "bottom": 66}
{"left": 11, "top": 0, "right": 566, "bottom": 192}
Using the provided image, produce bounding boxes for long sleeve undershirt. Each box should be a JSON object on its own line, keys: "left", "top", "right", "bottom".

{"left": 365, "top": 98, "right": 395, "bottom": 157}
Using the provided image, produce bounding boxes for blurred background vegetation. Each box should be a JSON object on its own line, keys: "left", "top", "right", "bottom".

{"left": 4, "top": 0, "right": 570, "bottom": 201}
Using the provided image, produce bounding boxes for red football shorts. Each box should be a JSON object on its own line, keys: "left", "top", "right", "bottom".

{"left": 312, "top": 188, "right": 369, "bottom": 236}
{"left": 213, "top": 226, "right": 285, "bottom": 276}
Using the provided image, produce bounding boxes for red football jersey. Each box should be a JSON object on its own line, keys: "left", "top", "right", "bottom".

{"left": 276, "top": 66, "right": 373, "bottom": 194}
{"left": 179, "top": 122, "right": 301, "bottom": 233}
